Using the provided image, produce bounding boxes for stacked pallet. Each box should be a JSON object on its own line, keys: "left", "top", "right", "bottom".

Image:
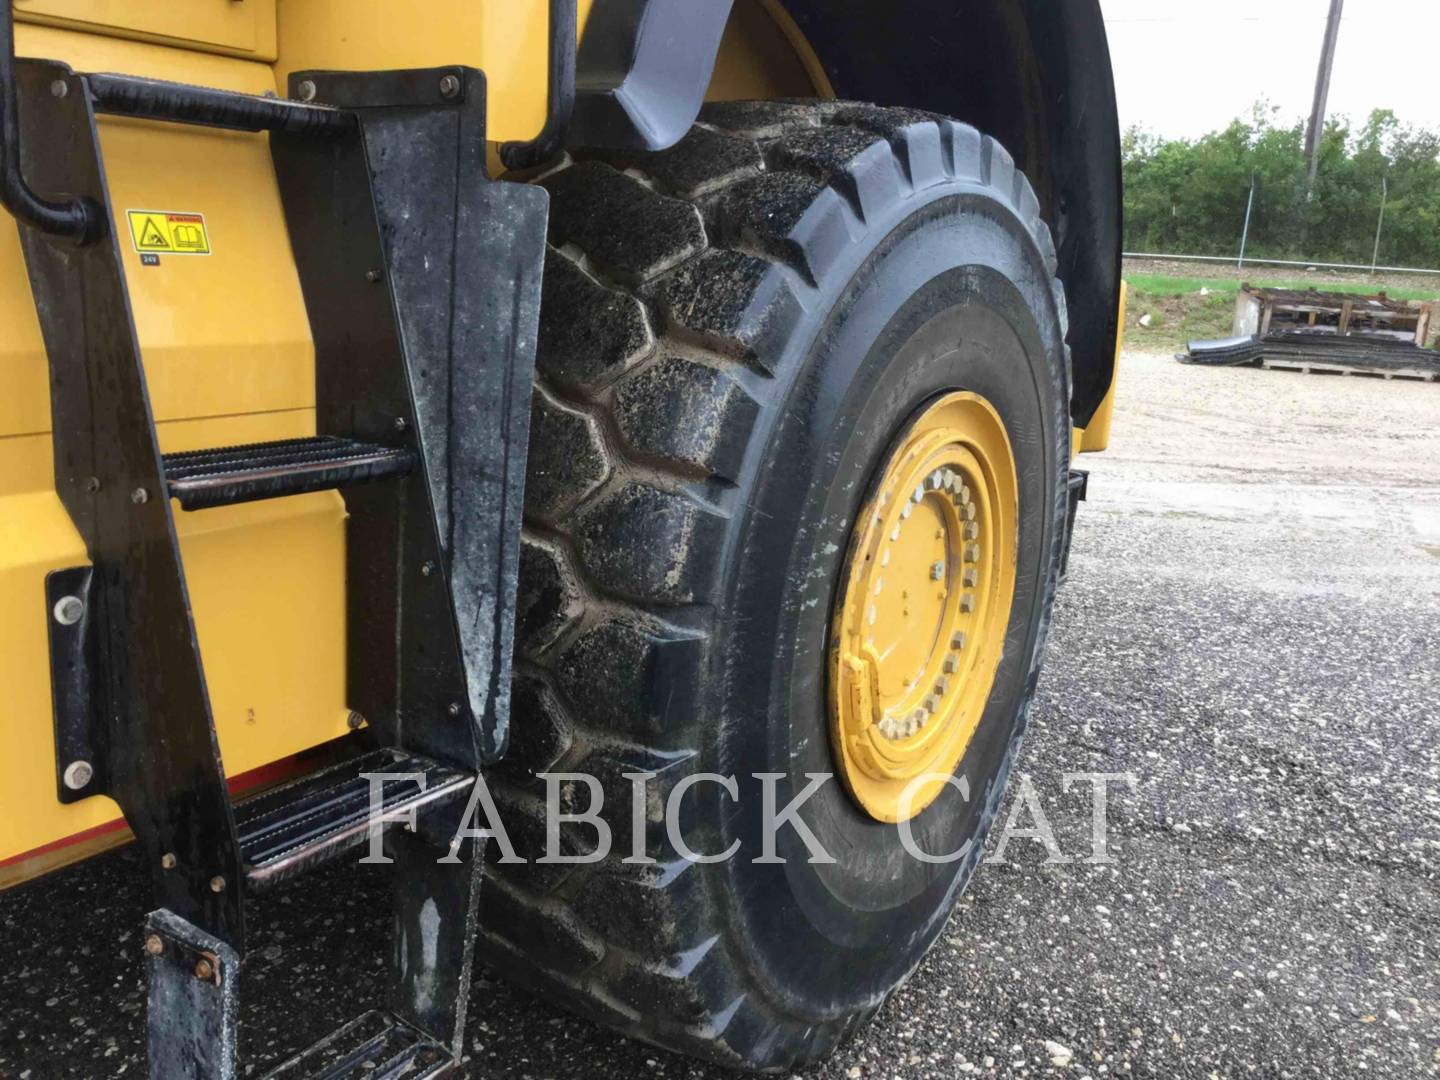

{"left": 1184, "top": 286, "right": 1440, "bottom": 381}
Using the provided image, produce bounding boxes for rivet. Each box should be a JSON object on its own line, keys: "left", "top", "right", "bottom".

{"left": 209, "top": 876, "right": 226, "bottom": 894}
{"left": 194, "top": 958, "right": 215, "bottom": 982}
{"left": 421, "top": 561, "right": 436, "bottom": 577}
{"left": 85, "top": 476, "right": 101, "bottom": 493}
{"left": 393, "top": 417, "right": 408, "bottom": 432}
{"left": 144, "top": 935, "right": 164, "bottom": 957}
{"left": 296, "top": 79, "right": 318, "bottom": 102}
{"left": 53, "top": 595, "right": 85, "bottom": 626}
{"left": 50, "top": 80, "right": 68, "bottom": 99}
{"left": 347, "top": 710, "right": 367, "bottom": 731}
{"left": 62, "top": 760, "right": 93, "bottom": 790}
{"left": 130, "top": 487, "right": 149, "bottom": 504}
{"left": 447, "top": 702, "right": 463, "bottom": 718}
{"left": 161, "top": 853, "right": 177, "bottom": 870}
{"left": 365, "top": 269, "right": 383, "bottom": 284}
{"left": 439, "top": 74, "right": 462, "bottom": 99}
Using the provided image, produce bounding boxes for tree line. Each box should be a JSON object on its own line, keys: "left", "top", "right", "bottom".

{"left": 1123, "top": 104, "right": 1440, "bottom": 269}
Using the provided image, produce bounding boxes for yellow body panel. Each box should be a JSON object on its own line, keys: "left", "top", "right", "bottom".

{"left": 0, "top": 2, "right": 829, "bottom": 873}
{"left": 1072, "top": 282, "right": 1127, "bottom": 457}
{"left": 274, "top": 0, "right": 598, "bottom": 146}
{"left": 1, "top": 25, "right": 347, "bottom": 865}
{"left": 14, "top": 0, "right": 277, "bottom": 59}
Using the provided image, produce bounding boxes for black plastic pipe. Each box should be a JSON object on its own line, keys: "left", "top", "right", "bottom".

{"left": 500, "top": 0, "right": 577, "bottom": 170}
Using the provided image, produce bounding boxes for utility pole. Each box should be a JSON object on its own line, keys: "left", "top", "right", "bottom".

{"left": 1370, "top": 176, "right": 1388, "bottom": 275}
{"left": 1305, "top": 0, "right": 1345, "bottom": 190}
{"left": 1238, "top": 172, "right": 1257, "bottom": 269}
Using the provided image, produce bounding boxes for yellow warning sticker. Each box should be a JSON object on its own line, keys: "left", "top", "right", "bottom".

{"left": 126, "top": 210, "right": 211, "bottom": 256}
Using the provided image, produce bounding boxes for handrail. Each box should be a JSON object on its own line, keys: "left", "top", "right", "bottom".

{"left": 500, "top": 0, "right": 576, "bottom": 170}
{"left": 0, "top": 3, "right": 101, "bottom": 242}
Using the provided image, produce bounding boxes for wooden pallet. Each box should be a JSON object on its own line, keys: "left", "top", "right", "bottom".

{"left": 1259, "top": 358, "right": 1440, "bottom": 382}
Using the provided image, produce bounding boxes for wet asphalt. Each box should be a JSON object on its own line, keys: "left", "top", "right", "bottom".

{"left": 2, "top": 355, "right": 1437, "bottom": 1079}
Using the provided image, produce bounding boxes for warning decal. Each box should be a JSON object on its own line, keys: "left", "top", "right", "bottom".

{"left": 126, "top": 210, "right": 211, "bottom": 256}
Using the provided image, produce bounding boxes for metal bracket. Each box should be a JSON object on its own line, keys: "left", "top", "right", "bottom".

{"left": 145, "top": 909, "right": 240, "bottom": 1080}
{"left": 45, "top": 566, "right": 107, "bottom": 804}
{"left": 279, "top": 66, "right": 546, "bottom": 765}
{"left": 1059, "top": 469, "right": 1089, "bottom": 585}
{"left": 15, "top": 56, "right": 244, "bottom": 943}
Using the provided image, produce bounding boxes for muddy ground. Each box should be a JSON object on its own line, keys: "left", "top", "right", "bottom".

{"left": 2, "top": 352, "right": 1437, "bottom": 1079}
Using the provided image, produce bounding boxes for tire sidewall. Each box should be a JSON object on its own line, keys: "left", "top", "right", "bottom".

{"left": 707, "top": 189, "right": 1069, "bottom": 1018}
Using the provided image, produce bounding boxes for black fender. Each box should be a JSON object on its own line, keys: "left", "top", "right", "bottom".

{"left": 569, "top": 0, "right": 1122, "bottom": 426}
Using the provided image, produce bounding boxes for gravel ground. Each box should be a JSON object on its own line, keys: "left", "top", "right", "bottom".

{"left": 2, "top": 352, "right": 1437, "bottom": 1079}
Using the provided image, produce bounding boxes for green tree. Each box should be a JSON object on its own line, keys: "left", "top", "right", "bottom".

{"left": 1123, "top": 104, "right": 1440, "bottom": 268}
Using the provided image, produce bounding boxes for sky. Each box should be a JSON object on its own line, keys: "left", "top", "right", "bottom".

{"left": 1102, "top": 0, "right": 1440, "bottom": 140}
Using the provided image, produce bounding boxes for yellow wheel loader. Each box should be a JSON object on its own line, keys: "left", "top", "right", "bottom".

{"left": 0, "top": 1, "right": 1124, "bottom": 1074}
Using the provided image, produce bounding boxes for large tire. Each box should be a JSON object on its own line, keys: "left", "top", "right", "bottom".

{"left": 483, "top": 100, "right": 1071, "bottom": 1072}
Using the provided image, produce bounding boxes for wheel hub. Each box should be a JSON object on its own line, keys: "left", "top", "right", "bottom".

{"left": 829, "top": 392, "right": 1019, "bottom": 824}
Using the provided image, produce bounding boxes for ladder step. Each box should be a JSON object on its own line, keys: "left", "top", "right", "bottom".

{"left": 163, "top": 436, "right": 417, "bottom": 510}
{"left": 87, "top": 72, "right": 353, "bottom": 136}
{"left": 265, "top": 1010, "right": 451, "bottom": 1079}
{"left": 235, "top": 748, "right": 474, "bottom": 892}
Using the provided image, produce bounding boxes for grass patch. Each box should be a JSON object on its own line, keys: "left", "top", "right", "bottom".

{"left": 1127, "top": 273, "right": 1440, "bottom": 303}
{"left": 1124, "top": 273, "right": 1440, "bottom": 352}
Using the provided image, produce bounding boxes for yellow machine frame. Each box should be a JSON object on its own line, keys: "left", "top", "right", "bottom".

{"left": 0, "top": 0, "right": 833, "bottom": 883}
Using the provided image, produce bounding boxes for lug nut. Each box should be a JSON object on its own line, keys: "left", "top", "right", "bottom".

{"left": 439, "top": 74, "right": 462, "bottom": 99}
{"left": 130, "top": 487, "right": 149, "bottom": 504}
{"left": 144, "top": 935, "right": 164, "bottom": 957}
{"left": 161, "top": 853, "right": 177, "bottom": 870}
{"left": 62, "top": 760, "right": 93, "bottom": 790}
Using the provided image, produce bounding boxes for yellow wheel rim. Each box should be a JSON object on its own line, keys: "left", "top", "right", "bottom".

{"left": 828, "top": 392, "right": 1019, "bottom": 824}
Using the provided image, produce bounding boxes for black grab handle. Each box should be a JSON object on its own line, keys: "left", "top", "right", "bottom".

{"left": 0, "top": 3, "right": 102, "bottom": 243}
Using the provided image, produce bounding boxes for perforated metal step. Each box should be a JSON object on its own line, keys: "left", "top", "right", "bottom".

{"left": 163, "top": 436, "right": 416, "bottom": 510}
{"left": 264, "top": 1010, "right": 452, "bottom": 1078}
{"left": 235, "top": 748, "right": 473, "bottom": 892}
